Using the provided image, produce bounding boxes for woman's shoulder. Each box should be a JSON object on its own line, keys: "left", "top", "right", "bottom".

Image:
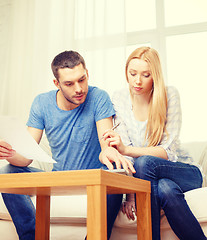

{"left": 166, "top": 85, "right": 179, "bottom": 97}
{"left": 166, "top": 86, "right": 180, "bottom": 103}
{"left": 166, "top": 86, "right": 181, "bottom": 113}
{"left": 166, "top": 85, "right": 179, "bottom": 94}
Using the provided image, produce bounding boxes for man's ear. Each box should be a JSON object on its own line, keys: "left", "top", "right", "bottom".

{"left": 53, "top": 79, "right": 60, "bottom": 89}
{"left": 86, "top": 69, "right": 89, "bottom": 81}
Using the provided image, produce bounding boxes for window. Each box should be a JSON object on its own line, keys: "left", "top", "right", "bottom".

{"left": 166, "top": 32, "right": 207, "bottom": 142}
{"left": 164, "top": 0, "right": 207, "bottom": 26}
{"left": 126, "top": 0, "right": 156, "bottom": 32}
{"left": 124, "top": 0, "right": 207, "bottom": 142}
{"left": 74, "top": 0, "right": 207, "bottom": 142}
{"left": 1, "top": 0, "right": 207, "bottom": 142}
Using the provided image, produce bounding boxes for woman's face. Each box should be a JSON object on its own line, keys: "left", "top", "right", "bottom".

{"left": 127, "top": 58, "right": 153, "bottom": 97}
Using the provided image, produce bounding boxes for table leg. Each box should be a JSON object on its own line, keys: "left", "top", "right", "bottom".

{"left": 87, "top": 185, "right": 107, "bottom": 240}
{"left": 35, "top": 195, "right": 51, "bottom": 240}
{"left": 136, "top": 192, "right": 152, "bottom": 240}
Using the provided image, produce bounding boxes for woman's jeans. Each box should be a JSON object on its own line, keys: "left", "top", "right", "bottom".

{"left": 0, "top": 164, "right": 122, "bottom": 240}
{"left": 133, "top": 155, "right": 206, "bottom": 240}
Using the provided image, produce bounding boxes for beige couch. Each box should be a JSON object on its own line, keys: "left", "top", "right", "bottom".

{"left": 0, "top": 139, "right": 207, "bottom": 240}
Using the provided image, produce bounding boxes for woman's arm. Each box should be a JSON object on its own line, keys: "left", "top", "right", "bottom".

{"left": 124, "top": 145, "right": 168, "bottom": 159}
{"left": 151, "top": 87, "right": 182, "bottom": 161}
{"left": 106, "top": 87, "right": 182, "bottom": 161}
{"left": 103, "top": 129, "right": 168, "bottom": 159}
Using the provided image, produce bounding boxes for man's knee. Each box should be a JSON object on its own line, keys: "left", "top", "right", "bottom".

{"left": 0, "top": 164, "right": 21, "bottom": 174}
{"left": 0, "top": 164, "right": 37, "bottom": 174}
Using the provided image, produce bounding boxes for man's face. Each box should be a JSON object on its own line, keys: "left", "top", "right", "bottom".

{"left": 54, "top": 64, "right": 89, "bottom": 110}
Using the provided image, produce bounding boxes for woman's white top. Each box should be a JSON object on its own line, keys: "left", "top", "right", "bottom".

{"left": 112, "top": 86, "right": 195, "bottom": 165}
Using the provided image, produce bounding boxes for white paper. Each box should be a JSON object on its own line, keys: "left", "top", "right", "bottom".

{"left": 0, "top": 116, "right": 56, "bottom": 163}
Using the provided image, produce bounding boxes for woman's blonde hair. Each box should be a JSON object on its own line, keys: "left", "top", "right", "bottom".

{"left": 125, "top": 46, "right": 168, "bottom": 146}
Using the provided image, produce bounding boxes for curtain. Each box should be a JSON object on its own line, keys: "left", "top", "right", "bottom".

{"left": 1, "top": 0, "right": 207, "bottom": 142}
{"left": 0, "top": 0, "right": 77, "bottom": 122}
{"left": 74, "top": 0, "right": 127, "bottom": 95}
{"left": 0, "top": 0, "right": 12, "bottom": 117}
{"left": 0, "top": 0, "right": 127, "bottom": 123}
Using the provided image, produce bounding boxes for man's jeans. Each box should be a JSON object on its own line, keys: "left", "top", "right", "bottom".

{"left": 0, "top": 164, "right": 122, "bottom": 240}
{"left": 133, "top": 155, "right": 206, "bottom": 240}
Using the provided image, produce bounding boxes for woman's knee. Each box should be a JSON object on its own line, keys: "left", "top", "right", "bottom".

{"left": 133, "top": 155, "right": 158, "bottom": 178}
{"left": 158, "top": 178, "right": 183, "bottom": 208}
{"left": 134, "top": 155, "right": 154, "bottom": 169}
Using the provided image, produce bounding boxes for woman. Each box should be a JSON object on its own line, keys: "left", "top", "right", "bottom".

{"left": 103, "top": 47, "right": 206, "bottom": 240}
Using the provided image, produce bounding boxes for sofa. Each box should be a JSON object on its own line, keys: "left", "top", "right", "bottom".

{"left": 0, "top": 138, "right": 207, "bottom": 240}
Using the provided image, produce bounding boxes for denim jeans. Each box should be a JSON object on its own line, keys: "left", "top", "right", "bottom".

{"left": 0, "top": 164, "right": 44, "bottom": 240}
{"left": 133, "top": 155, "right": 206, "bottom": 240}
{"left": 0, "top": 164, "right": 122, "bottom": 240}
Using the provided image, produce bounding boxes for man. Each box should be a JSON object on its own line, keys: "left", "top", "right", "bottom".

{"left": 0, "top": 140, "right": 15, "bottom": 159}
{"left": 0, "top": 50, "right": 135, "bottom": 240}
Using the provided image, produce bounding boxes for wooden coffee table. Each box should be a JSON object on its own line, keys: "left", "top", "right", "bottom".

{"left": 0, "top": 169, "right": 151, "bottom": 240}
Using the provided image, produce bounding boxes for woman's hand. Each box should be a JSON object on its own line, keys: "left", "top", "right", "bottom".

{"left": 121, "top": 195, "right": 137, "bottom": 221}
{"left": 102, "top": 130, "right": 126, "bottom": 155}
{"left": 0, "top": 140, "right": 16, "bottom": 159}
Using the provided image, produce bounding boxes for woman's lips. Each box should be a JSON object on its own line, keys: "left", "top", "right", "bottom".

{"left": 134, "top": 87, "right": 142, "bottom": 91}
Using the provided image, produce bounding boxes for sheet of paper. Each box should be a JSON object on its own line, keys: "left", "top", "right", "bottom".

{"left": 0, "top": 116, "right": 56, "bottom": 163}
{"left": 105, "top": 169, "right": 130, "bottom": 176}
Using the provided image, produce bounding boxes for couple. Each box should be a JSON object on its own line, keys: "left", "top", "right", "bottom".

{"left": 0, "top": 47, "right": 206, "bottom": 240}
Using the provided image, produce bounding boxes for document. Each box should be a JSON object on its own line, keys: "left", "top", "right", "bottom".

{"left": 105, "top": 169, "right": 130, "bottom": 176}
{"left": 0, "top": 116, "right": 56, "bottom": 163}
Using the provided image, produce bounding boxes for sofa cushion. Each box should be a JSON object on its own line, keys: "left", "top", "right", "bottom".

{"left": 161, "top": 187, "right": 207, "bottom": 229}
{"left": 0, "top": 193, "right": 12, "bottom": 220}
{"left": 114, "top": 209, "right": 137, "bottom": 228}
{"left": 0, "top": 140, "right": 207, "bottom": 227}
{"left": 114, "top": 187, "right": 207, "bottom": 229}
{"left": 198, "top": 144, "right": 207, "bottom": 186}
{"left": 0, "top": 185, "right": 207, "bottom": 233}
{"left": 179, "top": 141, "right": 207, "bottom": 187}
{"left": 50, "top": 195, "right": 87, "bottom": 219}
{"left": 181, "top": 187, "right": 207, "bottom": 222}
{"left": 1, "top": 187, "right": 207, "bottom": 229}
{"left": 0, "top": 194, "right": 87, "bottom": 221}
{"left": 181, "top": 141, "right": 207, "bottom": 164}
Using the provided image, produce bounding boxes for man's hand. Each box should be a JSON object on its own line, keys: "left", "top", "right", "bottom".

{"left": 0, "top": 140, "right": 16, "bottom": 159}
{"left": 99, "top": 146, "right": 135, "bottom": 174}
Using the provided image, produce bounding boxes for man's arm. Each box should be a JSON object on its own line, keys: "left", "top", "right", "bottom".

{"left": 96, "top": 117, "right": 135, "bottom": 174}
{"left": 27, "top": 126, "right": 43, "bottom": 144}
{"left": 5, "top": 127, "right": 43, "bottom": 167}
